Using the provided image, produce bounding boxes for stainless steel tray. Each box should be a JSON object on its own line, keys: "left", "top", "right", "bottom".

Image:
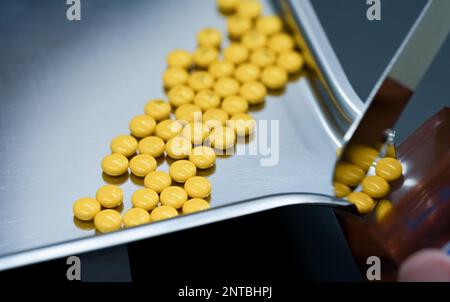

{"left": 1, "top": 0, "right": 447, "bottom": 271}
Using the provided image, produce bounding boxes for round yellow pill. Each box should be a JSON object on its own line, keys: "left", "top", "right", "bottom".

{"left": 131, "top": 188, "right": 159, "bottom": 211}
{"left": 234, "top": 62, "right": 261, "bottom": 83}
{"left": 346, "top": 144, "right": 378, "bottom": 171}
{"left": 73, "top": 197, "right": 101, "bottom": 221}
{"left": 241, "top": 30, "right": 267, "bottom": 50}
{"left": 361, "top": 175, "right": 390, "bottom": 198}
{"left": 182, "top": 122, "right": 211, "bottom": 145}
{"left": 169, "top": 160, "right": 197, "bottom": 183}
{"left": 183, "top": 198, "right": 210, "bottom": 214}
{"left": 101, "top": 154, "right": 129, "bottom": 176}
{"left": 188, "top": 71, "right": 215, "bottom": 92}
{"left": 144, "top": 171, "right": 172, "bottom": 193}
{"left": 163, "top": 67, "right": 189, "bottom": 89}
{"left": 250, "top": 48, "right": 276, "bottom": 68}
{"left": 224, "top": 43, "right": 249, "bottom": 65}
{"left": 155, "top": 119, "right": 183, "bottom": 141}
{"left": 94, "top": 209, "right": 122, "bottom": 233}
{"left": 376, "top": 199, "right": 394, "bottom": 223}
{"left": 334, "top": 182, "right": 351, "bottom": 198}
{"left": 129, "top": 115, "right": 156, "bottom": 138}
{"left": 197, "top": 28, "right": 222, "bottom": 48}
{"left": 110, "top": 135, "right": 138, "bottom": 157}
{"left": 214, "top": 77, "right": 240, "bottom": 98}
{"left": 96, "top": 185, "right": 123, "bottom": 208}
{"left": 144, "top": 99, "right": 172, "bottom": 122}
{"left": 221, "top": 95, "right": 249, "bottom": 115}
{"left": 217, "top": 0, "right": 239, "bottom": 13}
{"left": 165, "top": 136, "right": 192, "bottom": 160}
{"left": 227, "top": 16, "right": 252, "bottom": 39}
{"left": 261, "top": 66, "right": 288, "bottom": 90}
{"left": 184, "top": 176, "right": 211, "bottom": 199}
{"left": 268, "top": 33, "right": 295, "bottom": 53}
{"left": 167, "top": 49, "right": 192, "bottom": 69}
{"left": 189, "top": 146, "right": 216, "bottom": 169}
{"left": 209, "top": 126, "right": 236, "bottom": 149}
{"left": 230, "top": 113, "right": 256, "bottom": 136}
{"left": 160, "top": 186, "right": 188, "bottom": 209}
{"left": 334, "top": 162, "right": 365, "bottom": 187}
{"left": 150, "top": 205, "right": 178, "bottom": 222}
{"left": 208, "top": 60, "right": 235, "bottom": 79}
{"left": 375, "top": 158, "right": 403, "bottom": 182}
{"left": 240, "top": 81, "right": 267, "bottom": 105}
{"left": 277, "top": 50, "right": 304, "bottom": 74}
{"left": 193, "top": 46, "right": 219, "bottom": 69}
{"left": 129, "top": 154, "right": 157, "bottom": 177}
{"left": 194, "top": 90, "right": 221, "bottom": 111}
{"left": 175, "top": 104, "right": 202, "bottom": 124}
{"left": 138, "top": 136, "right": 165, "bottom": 158}
{"left": 347, "top": 192, "right": 375, "bottom": 214}
{"left": 168, "top": 85, "right": 195, "bottom": 107}
{"left": 237, "top": 0, "right": 262, "bottom": 19}
{"left": 203, "top": 108, "right": 229, "bottom": 128}
{"left": 256, "top": 16, "right": 283, "bottom": 36}
{"left": 123, "top": 208, "right": 150, "bottom": 228}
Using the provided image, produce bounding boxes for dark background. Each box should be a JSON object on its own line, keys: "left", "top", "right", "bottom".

{"left": 1, "top": 0, "right": 449, "bottom": 287}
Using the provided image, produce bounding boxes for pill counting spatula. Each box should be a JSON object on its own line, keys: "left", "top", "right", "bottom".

{"left": 0, "top": 0, "right": 449, "bottom": 271}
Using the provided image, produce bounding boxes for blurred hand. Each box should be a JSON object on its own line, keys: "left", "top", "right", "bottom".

{"left": 398, "top": 249, "right": 450, "bottom": 282}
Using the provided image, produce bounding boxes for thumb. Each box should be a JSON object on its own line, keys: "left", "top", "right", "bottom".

{"left": 398, "top": 248, "right": 450, "bottom": 282}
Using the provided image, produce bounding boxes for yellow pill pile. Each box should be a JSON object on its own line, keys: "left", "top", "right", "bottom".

{"left": 73, "top": 0, "right": 306, "bottom": 234}
{"left": 334, "top": 143, "right": 403, "bottom": 219}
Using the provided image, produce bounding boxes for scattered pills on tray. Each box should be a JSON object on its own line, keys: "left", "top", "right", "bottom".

{"left": 227, "top": 16, "right": 252, "bottom": 39}
{"left": 96, "top": 185, "right": 123, "bottom": 208}
{"left": 250, "top": 48, "right": 276, "bottom": 68}
{"left": 182, "top": 198, "right": 210, "bottom": 214}
{"left": 222, "top": 95, "right": 249, "bottom": 115}
{"left": 155, "top": 119, "right": 184, "bottom": 141}
{"left": 237, "top": 0, "right": 262, "bottom": 19}
{"left": 150, "top": 205, "right": 178, "bottom": 222}
{"left": 241, "top": 30, "right": 267, "bottom": 50}
{"left": 376, "top": 199, "right": 393, "bottom": 223}
{"left": 73, "top": 197, "right": 101, "bottom": 221}
{"left": 101, "top": 154, "right": 129, "bottom": 176}
{"left": 188, "top": 71, "right": 215, "bottom": 92}
{"left": 138, "top": 136, "right": 165, "bottom": 158}
{"left": 194, "top": 90, "right": 221, "bottom": 111}
{"left": 163, "top": 67, "right": 189, "bottom": 89}
{"left": 346, "top": 144, "right": 378, "bottom": 171}
{"left": 334, "top": 182, "right": 351, "bottom": 198}
{"left": 110, "top": 135, "right": 138, "bottom": 157}
{"left": 168, "top": 85, "right": 195, "bottom": 107}
{"left": 131, "top": 188, "right": 159, "bottom": 211}
{"left": 277, "top": 50, "right": 304, "bottom": 74}
{"left": 203, "top": 108, "right": 229, "bottom": 127}
{"left": 230, "top": 113, "right": 256, "bottom": 136}
{"left": 182, "top": 122, "right": 211, "bottom": 145}
{"left": 334, "top": 162, "right": 365, "bottom": 187}
{"left": 175, "top": 103, "right": 202, "bottom": 124}
{"left": 197, "top": 28, "right": 222, "bottom": 48}
{"left": 129, "top": 154, "right": 157, "bottom": 177}
{"left": 123, "top": 208, "right": 150, "bottom": 228}
{"left": 256, "top": 16, "right": 283, "bottom": 36}
{"left": 214, "top": 77, "right": 240, "bottom": 98}
{"left": 144, "top": 99, "right": 172, "bottom": 122}
{"left": 129, "top": 115, "right": 157, "bottom": 138}
{"left": 208, "top": 60, "right": 235, "bottom": 79}
{"left": 185, "top": 176, "right": 212, "bottom": 199}
{"left": 224, "top": 43, "right": 249, "bottom": 65}
{"left": 193, "top": 46, "right": 219, "bottom": 69}
{"left": 160, "top": 186, "right": 189, "bottom": 209}
{"left": 169, "top": 160, "right": 197, "bottom": 183}
{"left": 234, "top": 62, "right": 261, "bottom": 83}
{"left": 208, "top": 125, "right": 236, "bottom": 149}
{"left": 94, "top": 209, "right": 122, "bottom": 233}
{"left": 268, "top": 33, "right": 295, "bottom": 53}
{"left": 167, "top": 49, "right": 193, "bottom": 69}
{"left": 261, "top": 65, "right": 288, "bottom": 90}
{"left": 144, "top": 171, "right": 172, "bottom": 193}
{"left": 239, "top": 81, "right": 267, "bottom": 105}
{"left": 165, "top": 136, "right": 193, "bottom": 160}
{"left": 189, "top": 146, "right": 216, "bottom": 169}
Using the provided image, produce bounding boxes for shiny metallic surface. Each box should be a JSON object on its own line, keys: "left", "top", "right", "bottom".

{"left": 0, "top": 0, "right": 357, "bottom": 270}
